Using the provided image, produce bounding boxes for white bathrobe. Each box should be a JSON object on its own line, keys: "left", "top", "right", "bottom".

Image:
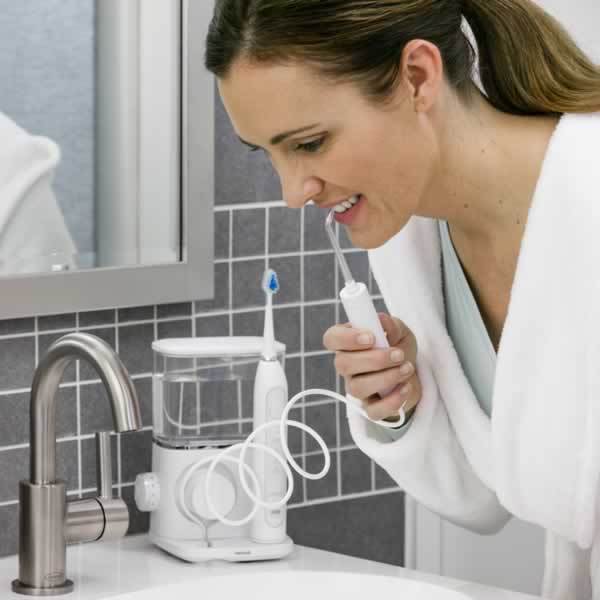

{"left": 348, "top": 112, "right": 600, "bottom": 600}
{"left": 0, "top": 112, "right": 77, "bottom": 274}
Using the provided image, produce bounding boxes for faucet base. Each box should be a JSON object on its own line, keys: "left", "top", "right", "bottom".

{"left": 11, "top": 579, "right": 73, "bottom": 596}
{"left": 15, "top": 480, "right": 69, "bottom": 594}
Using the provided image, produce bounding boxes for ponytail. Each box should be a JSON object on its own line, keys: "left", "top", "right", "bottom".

{"left": 462, "top": 0, "right": 600, "bottom": 115}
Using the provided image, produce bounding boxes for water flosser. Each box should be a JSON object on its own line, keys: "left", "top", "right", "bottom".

{"left": 325, "top": 212, "right": 395, "bottom": 399}
{"left": 251, "top": 269, "right": 288, "bottom": 544}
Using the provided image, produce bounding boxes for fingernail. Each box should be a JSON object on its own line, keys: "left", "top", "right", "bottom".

{"left": 357, "top": 333, "right": 373, "bottom": 345}
{"left": 390, "top": 349, "right": 404, "bottom": 363}
{"left": 399, "top": 362, "right": 413, "bottom": 376}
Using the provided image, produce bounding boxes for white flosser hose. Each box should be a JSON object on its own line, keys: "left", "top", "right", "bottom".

{"left": 199, "top": 386, "right": 403, "bottom": 528}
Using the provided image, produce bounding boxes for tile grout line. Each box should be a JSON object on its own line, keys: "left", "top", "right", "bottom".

{"left": 214, "top": 246, "right": 363, "bottom": 265}
{"left": 0, "top": 397, "right": 347, "bottom": 453}
{"left": 300, "top": 206, "right": 308, "bottom": 505}
{"left": 334, "top": 221, "right": 342, "bottom": 498}
{"left": 0, "top": 292, "right": 383, "bottom": 342}
{"left": 0, "top": 272, "right": 366, "bottom": 342}
{"left": 0, "top": 483, "right": 403, "bottom": 511}
{"left": 214, "top": 199, "right": 285, "bottom": 212}
{"left": 0, "top": 350, "right": 337, "bottom": 400}
{"left": 228, "top": 208, "right": 233, "bottom": 336}
{"left": 287, "top": 486, "right": 402, "bottom": 510}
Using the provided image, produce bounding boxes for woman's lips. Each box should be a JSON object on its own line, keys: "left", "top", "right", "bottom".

{"left": 333, "top": 194, "right": 365, "bottom": 225}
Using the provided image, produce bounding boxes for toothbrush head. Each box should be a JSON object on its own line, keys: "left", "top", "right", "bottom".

{"left": 262, "top": 269, "right": 279, "bottom": 295}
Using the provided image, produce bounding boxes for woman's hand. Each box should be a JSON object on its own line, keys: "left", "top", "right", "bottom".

{"left": 323, "top": 313, "right": 422, "bottom": 422}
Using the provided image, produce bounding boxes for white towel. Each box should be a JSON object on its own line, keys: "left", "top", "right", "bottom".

{"left": 0, "top": 111, "right": 77, "bottom": 273}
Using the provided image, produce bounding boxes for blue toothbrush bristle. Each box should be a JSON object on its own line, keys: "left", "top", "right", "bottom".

{"left": 262, "top": 269, "right": 279, "bottom": 294}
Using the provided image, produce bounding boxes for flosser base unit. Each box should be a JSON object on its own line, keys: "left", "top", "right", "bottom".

{"left": 138, "top": 443, "right": 293, "bottom": 563}
{"left": 134, "top": 337, "right": 294, "bottom": 563}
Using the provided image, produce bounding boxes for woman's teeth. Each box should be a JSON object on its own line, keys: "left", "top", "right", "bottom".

{"left": 333, "top": 195, "right": 360, "bottom": 213}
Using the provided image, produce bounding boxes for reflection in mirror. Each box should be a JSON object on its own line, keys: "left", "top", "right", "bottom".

{"left": 0, "top": 1, "right": 181, "bottom": 276}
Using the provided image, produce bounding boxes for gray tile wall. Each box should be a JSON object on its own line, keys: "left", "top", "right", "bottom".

{"left": 0, "top": 91, "right": 403, "bottom": 562}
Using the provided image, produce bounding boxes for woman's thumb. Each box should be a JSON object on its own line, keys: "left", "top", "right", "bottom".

{"left": 379, "top": 313, "right": 410, "bottom": 347}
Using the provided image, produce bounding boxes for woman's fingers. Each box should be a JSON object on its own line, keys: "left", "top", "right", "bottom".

{"left": 346, "top": 362, "right": 415, "bottom": 400}
{"left": 324, "top": 315, "right": 416, "bottom": 356}
{"left": 364, "top": 375, "right": 421, "bottom": 421}
{"left": 335, "top": 347, "right": 406, "bottom": 377}
{"left": 324, "top": 314, "right": 422, "bottom": 422}
{"left": 323, "top": 323, "right": 376, "bottom": 352}
{"left": 379, "top": 313, "right": 417, "bottom": 358}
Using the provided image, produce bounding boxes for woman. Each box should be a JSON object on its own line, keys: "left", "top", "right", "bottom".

{"left": 205, "top": 1, "right": 600, "bottom": 598}
{"left": 0, "top": 111, "right": 77, "bottom": 274}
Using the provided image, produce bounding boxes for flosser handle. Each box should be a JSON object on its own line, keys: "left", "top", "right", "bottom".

{"left": 339, "top": 282, "right": 395, "bottom": 397}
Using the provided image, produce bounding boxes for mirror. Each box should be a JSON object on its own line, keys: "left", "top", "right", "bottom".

{"left": 0, "top": 1, "right": 182, "bottom": 274}
{"left": 0, "top": 0, "right": 214, "bottom": 317}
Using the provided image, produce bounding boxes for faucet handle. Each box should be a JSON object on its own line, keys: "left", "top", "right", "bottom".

{"left": 94, "top": 431, "right": 130, "bottom": 540}
{"left": 96, "top": 431, "right": 113, "bottom": 498}
{"left": 65, "top": 432, "right": 129, "bottom": 544}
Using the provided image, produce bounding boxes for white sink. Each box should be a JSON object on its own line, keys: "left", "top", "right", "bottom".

{"left": 109, "top": 571, "right": 470, "bottom": 600}
{"left": 0, "top": 535, "right": 542, "bottom": 599}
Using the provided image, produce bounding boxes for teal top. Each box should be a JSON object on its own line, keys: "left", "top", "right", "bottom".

{"left": 387, "top": 220, "right": 497, "bottom": 438}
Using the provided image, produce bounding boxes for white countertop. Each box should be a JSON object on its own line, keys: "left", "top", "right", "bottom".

{"left": 0, "top": 534, "right": 542, "bottom": 600}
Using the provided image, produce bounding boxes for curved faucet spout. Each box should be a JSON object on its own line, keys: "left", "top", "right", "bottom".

{"left": 30, "top": 332, "right": 142, "bottom": 485}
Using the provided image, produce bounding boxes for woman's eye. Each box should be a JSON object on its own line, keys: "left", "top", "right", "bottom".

{"left": 294, "top": 138, "right": 325, "bottom": 154}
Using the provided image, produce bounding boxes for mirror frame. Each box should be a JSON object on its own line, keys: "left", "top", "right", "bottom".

{"left": 0, "top": 0, "right": 214, "bottom": 319}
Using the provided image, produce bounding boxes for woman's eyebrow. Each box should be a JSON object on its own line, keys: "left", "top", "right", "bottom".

{"left": 237, "top": 123, "right": 321, "bottom": 148}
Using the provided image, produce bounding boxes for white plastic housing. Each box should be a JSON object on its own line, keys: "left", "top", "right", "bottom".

{"left": 146, "top": 443, "right": 294, "bottom": 562}
{"left": 135, "top": 472, "right": 161, "bottom": 512}
{"left": 251, "top": 359, "right": 288, "bottom": 544}
{"left": 184, "top": 466, "right": 236, "bottom": 522}
{"left": 151, "top": 336, "right": 285, "bottom": 449}
{"left": 340, "top": 282, "right": 394, "bottom": 396}
{"left": 148, "top": 444, "right": 250, "bottom": 543}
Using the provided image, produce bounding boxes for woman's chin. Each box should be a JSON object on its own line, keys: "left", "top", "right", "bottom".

{"left": 344, "top": 228, "right": 390, "bottom": 250}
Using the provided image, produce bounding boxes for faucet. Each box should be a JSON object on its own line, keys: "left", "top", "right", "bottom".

{"left": 11, "top": 332, "right": 143, "bottom": 596}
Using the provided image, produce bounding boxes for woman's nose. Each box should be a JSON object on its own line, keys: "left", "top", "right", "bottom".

{"left": 282, "top": 176, "right": 323, "bottom": 209}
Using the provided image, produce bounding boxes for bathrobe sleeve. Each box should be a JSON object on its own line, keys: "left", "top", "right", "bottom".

{"left": 347, "top": 350, "right": 512, "bottom": 535}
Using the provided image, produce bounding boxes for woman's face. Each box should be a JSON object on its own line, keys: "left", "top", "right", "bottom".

{"left": 218, "top": 59, "right": 439, "bottom": 249}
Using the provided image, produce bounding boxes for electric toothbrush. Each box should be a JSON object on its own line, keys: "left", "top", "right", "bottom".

{"left": 251, "top": 269, "right": 288, "bottom": 544}
{"left": 325, "top": 212, "right": 407, "bottom": 423}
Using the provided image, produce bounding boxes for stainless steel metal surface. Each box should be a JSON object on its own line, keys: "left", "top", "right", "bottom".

{"left": 11, "top": 578, "right": 74, "bottom": 596}
{"left": 97, "top": 498, "right": 130, "bottom": 540}
{"left": 96, "top": 432, "right": 112, "bottom": 498}
{"left": 325, "top": 211, "right": 355, "bottom": 286}
{"left": 31, "top": 334, "right": 141, "bottom": 484}
{"left": 65, "top": 499, "right": 104, "bottom": 544}
{"left": 13, "top": 332, "right": 143, "bottom": 596}
{"left": 14, "top": 481, "right": 68, "bottom": 594}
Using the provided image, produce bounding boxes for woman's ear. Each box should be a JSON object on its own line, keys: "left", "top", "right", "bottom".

{"left": 401, "top": 39, "right": 444, "bottom": 113}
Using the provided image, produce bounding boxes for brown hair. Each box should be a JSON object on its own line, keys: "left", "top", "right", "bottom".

{"left": 205, "top": 0, "right": 600, "bottom": 116}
